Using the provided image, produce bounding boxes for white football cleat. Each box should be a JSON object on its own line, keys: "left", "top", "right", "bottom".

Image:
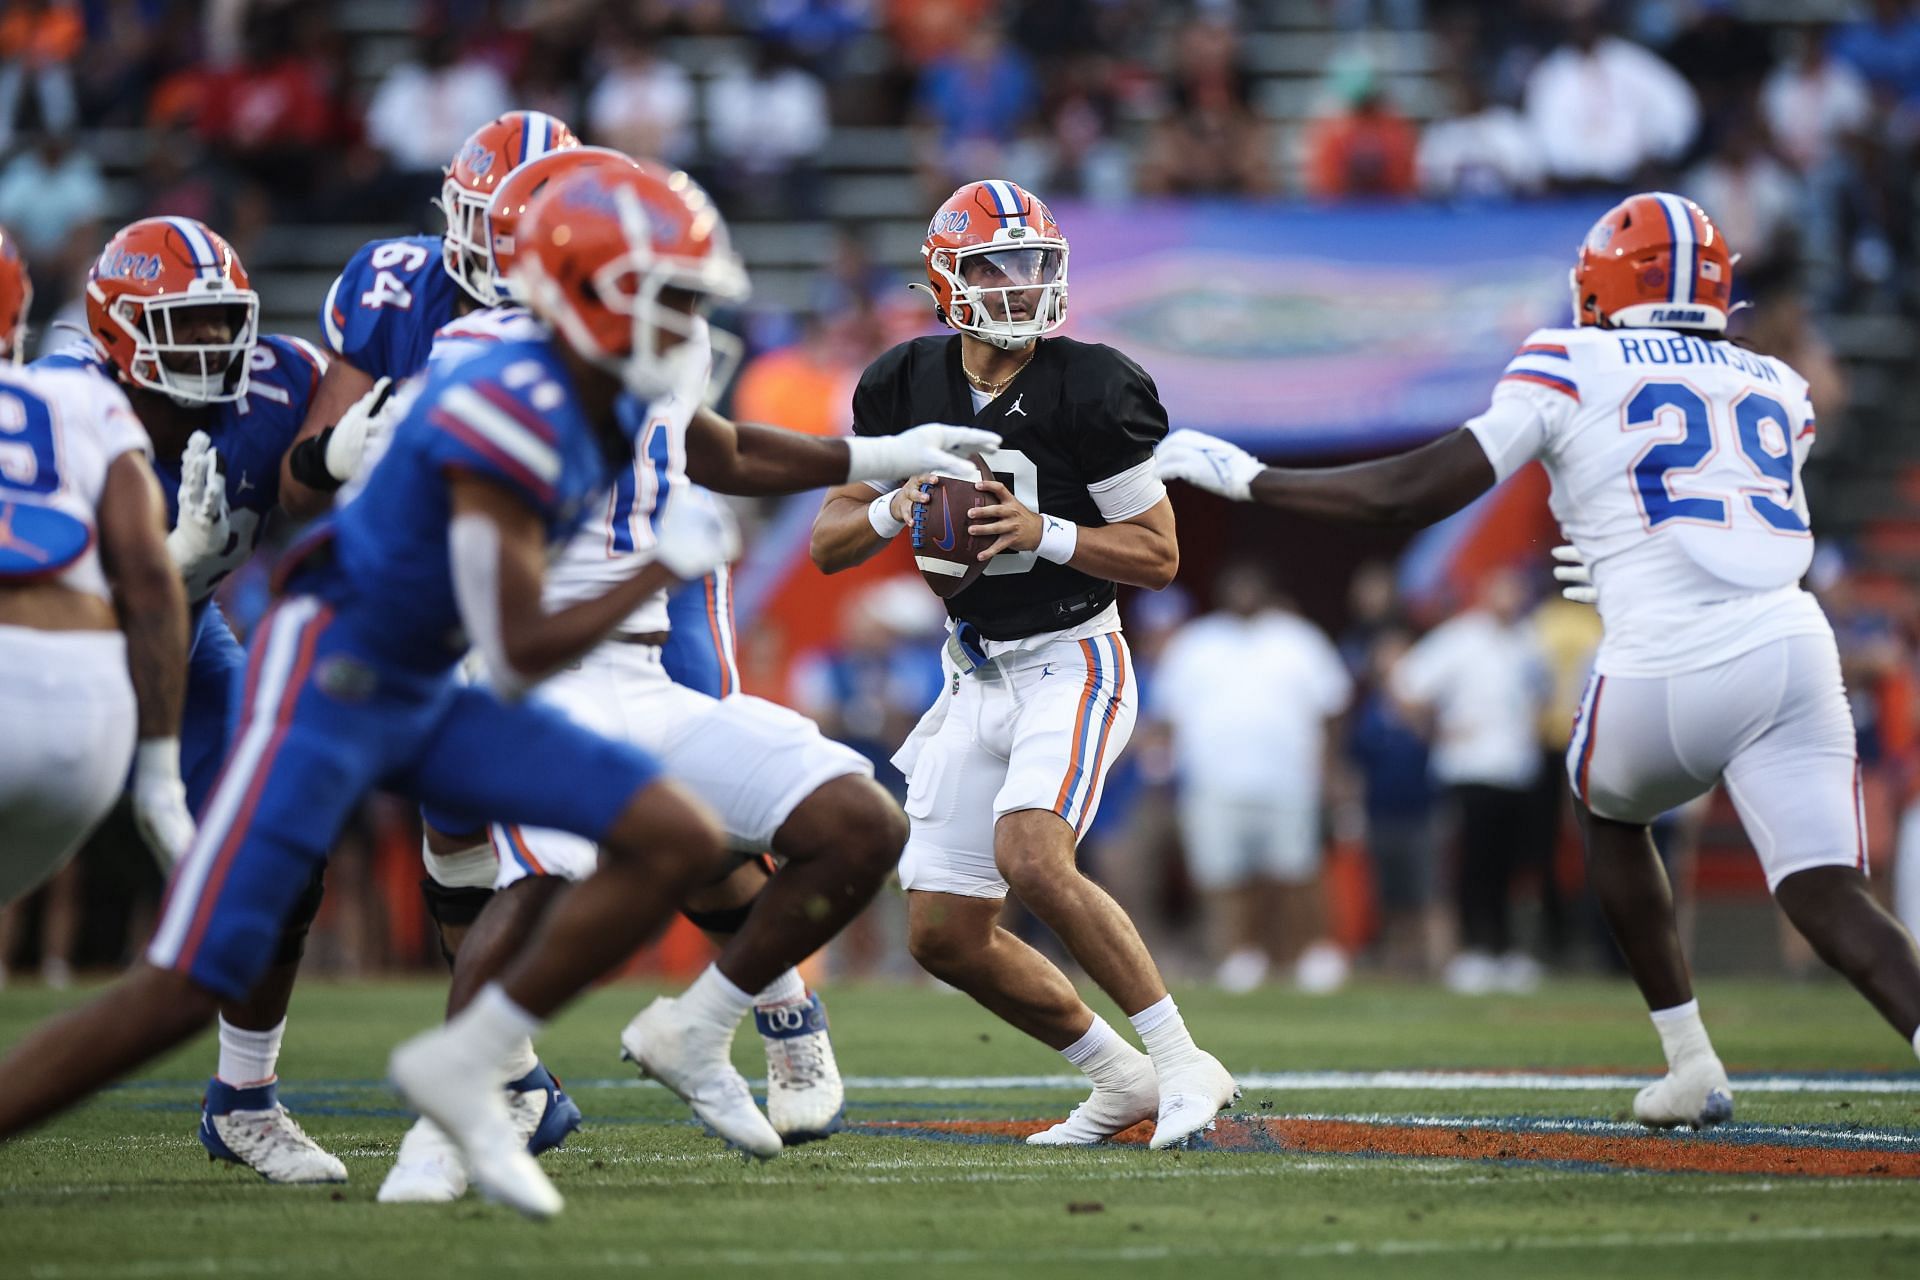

{"left": 1634, "top": 1057, "right": 1734, "bottom": 1130}
{"left": 757, "top": 993, "right": 845, "bottom": 1143}
{"left": 198, "top": 1078, "right": 347, "bottom": 1184}
{"left": 620, "top": 996, "right": 782, "bottom": 1159}
{"left": 376, "top": 1116, "right": 469, "bottom": 1204}
{"left": 1148, "top": 1052, "right": 1240, "bottom": 1150}
{"left": 1028, "top": 1052, "right": 1158, "bottom": 1147}
{"left": 389, "top": 1029, "right": 561, "bottom": 1219}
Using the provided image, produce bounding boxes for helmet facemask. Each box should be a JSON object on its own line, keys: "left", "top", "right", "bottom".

{"left": 439, "top": 174, "right": 499, "bottom": 306}
{"left": 931, "top": 240, "right": 1068, "bottom": 350}
{"left": 105, "top": 286, "right": 259, "bottom": 405}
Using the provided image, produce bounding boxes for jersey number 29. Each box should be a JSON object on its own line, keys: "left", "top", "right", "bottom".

{"left": 1626, "top": 381, "right": 1807, "bottom": 536}
{"left": 0, "top": 388, "right": 60, "bottom": 495}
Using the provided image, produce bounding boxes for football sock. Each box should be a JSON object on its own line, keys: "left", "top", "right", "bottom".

{"left": 447, "top": 984, "right": 543, "bottom": 1078}
{"left": 1061, "top": 1015, "right": 1143, "bottom": 1089}
{"left": 1648, "top": 999, "right": 1715, "bottom": 1070}
{"left": 754, "top": 969, "right": 807, "bottom": 1009}
{"left": 501, "top": 1036, "right": 539, "bottom": 1082}
{"left": 1910, "top": 1026, "right": 1920, "bottom": 1064}
{"left": 1129, "top": 995, "right": 1200, "bottom": 1074}
{"left": 216, "top": 1016, "right": 285, "bottom": 1088}
{"left": 681, "top": 964, "right": 755, "bottom": 1034}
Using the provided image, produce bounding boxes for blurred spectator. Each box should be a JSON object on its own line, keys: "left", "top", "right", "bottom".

{"left": 1154, "top": 563, "right": 1352, "bottom": 992}
{"left": 1523, "top": 11, "right": 1698, "bottom": 188}
{"left": 0, "top": 0, "right": 80, "bottom": 149}
{"left": 1528, "top": 574, "right": 1602, "bottom": 963}
{"left": 0, "top": 131, "right": 104, "bottom": 314}
{"left": 1660, "top": 0, "right": 1775, "bottom": 133}
{"left": 1830, "top": 0, "right": 1920, "bottom": 104}
{"left": 1418, "top": 68, "right": 1544, "bottom": 198}
{"left": 1682, "top": 109, "right": 1800, "bottom": 280}
{"left": 1338, "top": 559, "right": 1402, "bottom": 675}
{"left": 1304, "top": 64, "right": 1418, "bottom": 200}
{"left": 1136, "top": 15, "right": 1273, "bottom": 196}
{"left": 197, "top": 8, "right": 351, "bottom": 213}
{"left": 1006, "top": 55, "right": 1132, "bottom": 204}
{"left": 706, "top": 39, "right": 830, "bottom": 218}
{"left": 886, "top": 0, "right": 995, "bottom": 69}
{"left": 1345, "top": 627, "right": 1439, "bottom": 976}
{"left": 732, "top": 309, "right": 882, "bottom": 438}
{"left": 913, "top": 23, "right": 1035, "bottom": 192}
{"left": 510, "top": 36, "right": 586, "bottom": 127}
{"left": 1764, "top": 26, "right": 1874, "bottom": 176}
{"left": 0, "top": 859, "right": 81, "bottom": 989}
{"left": 366, "top": 28, "right": 512, "bottom": 180}
{"left": 1738, "top": 280, "right": 1851, "bottom": 427}
{"left": 751, "top": 0, "right": 876, "bottom": 74}
{"left": 811, "top": 224, "right": 903, "bottom": 321}
{"left": 1391, "top": 567, "right": 1549, "bottom": 995}
{"left": 587, "top": 19, "right": 695, "bottom": 164}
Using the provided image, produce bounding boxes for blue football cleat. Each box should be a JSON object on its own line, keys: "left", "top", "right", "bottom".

{"left": 506, "top": 1062, "right": 583, "bottom": 1155}
{"left": 199, "top": 1077, "right": 347, "bottom": 1183}
{"left": 756, "top": 992, "right": 845, "bottom": 1143}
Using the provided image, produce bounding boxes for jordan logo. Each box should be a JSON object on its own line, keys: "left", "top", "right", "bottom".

{"left": 236, "top": 472, "right": 255, "bottom": 495}
{"left": 0, "top": 503, "right": 48, "bottom": 563}
{"left": 1039, "top": 663, "right": 1053, "bottom": 679}
{"left": 1006, "top": 395, "right": 1026, "bottom": 418}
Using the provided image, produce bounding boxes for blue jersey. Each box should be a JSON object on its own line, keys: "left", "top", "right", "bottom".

{"left": 321, "top": 234, "right": 466, "bottom": 381}
{"left": 292, "top": 337, "right": 620, "bottom": 677}
{"left": 33, "top": 334, "right": 325, "bottom": 605}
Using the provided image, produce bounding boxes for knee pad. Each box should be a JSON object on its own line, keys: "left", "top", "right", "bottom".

{"left": 273, "top": 866, "right": 329, "bottom": 967}
{"left": 420, "top": 879, "right": 495, "bottom": 929}
{"left": 681, "top": 900, "right": 757, "bottom": 936}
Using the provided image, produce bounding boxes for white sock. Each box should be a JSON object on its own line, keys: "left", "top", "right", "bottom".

{"left": 1061, "top": 1015, "right": 1143, "bottom": 1090}
{"left": 216, "top": 1016, "right": 285, "bottom": 1088}
{"left": 447, "top": 984, "right": 543, "bottom": 1079}
{"left": 680, "top": 964, "right": 755, "bottom": 1033}
{"left": 1910, "top": 1026, "right": 1920, "bottom": 1065}
{"left": 1648, "top": 998, "right": 1716, "bottom": 1070}
{"left": 1129, "top": 995, "right": 1199, "bottom": 1073}
{"left": 754, "top": 969, "right": 807, "bottom": 1009}
{"left": 500, "top": 1036, "right": 539, "bottom": 1082}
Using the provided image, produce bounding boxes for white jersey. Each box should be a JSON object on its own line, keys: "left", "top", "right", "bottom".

{"left": 1467, "top": 325, "right": 1830, "bottom": 678}
{"left": 0, "top": 363, "right": 149, "bottom": 602}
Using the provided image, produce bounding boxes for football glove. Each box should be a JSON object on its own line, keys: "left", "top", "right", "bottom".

{"left": 131, "top": 738, "right": 195, "bottom": 871}
{"left": 166, "top": 431, "right": 230, "bottom": 571}
{"left": 844, "top": 423, "right": 1002, "bottom": 485}
{"left": 1551, "top": 544, "right": 1596, "bottom": 604}
{"left": 1155, "top": 428, "right": 1265, "bottom": 502}
{"left": 325, "top": 376, "right": 395, "bottom": 483}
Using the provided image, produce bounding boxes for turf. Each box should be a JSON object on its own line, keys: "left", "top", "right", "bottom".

{"left": 4, "top": 976, "right": 1919, "bottom": 1278}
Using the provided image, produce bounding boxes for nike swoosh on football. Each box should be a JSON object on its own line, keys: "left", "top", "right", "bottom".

{"left": 934, "top": 501, "right": 957, "bottom": 552}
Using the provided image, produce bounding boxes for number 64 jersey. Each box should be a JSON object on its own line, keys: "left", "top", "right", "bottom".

{"left": 1467, "top": 325, "right": 1829, "bottom": 678}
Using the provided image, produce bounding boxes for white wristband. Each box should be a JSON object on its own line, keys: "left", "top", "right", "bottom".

{"left": 1035, "top": 514, "right": 1078, "bottom": 565}
{"left": 868, "top": 490, "right": 907, "bottom": 539}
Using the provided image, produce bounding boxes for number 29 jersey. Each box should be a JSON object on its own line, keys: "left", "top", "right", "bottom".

{"left": 852, "top": 335, "right": 1170, "bottom": 642}
{"left": 1467, "top": 325, "right": 1829, "bottom": 678}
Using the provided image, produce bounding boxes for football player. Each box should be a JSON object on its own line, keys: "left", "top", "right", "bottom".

{"left": 1157, "top": 192, "right": 1920, "bottom": 1127}
{"left": 811, "top": 180, "right": 1238, "bottom": 1150}
{"left": 34, "top": 216, "right": 350, "bottom": 1180}
{"left": 0, "top": 227, "right": 194, "bottom": 906}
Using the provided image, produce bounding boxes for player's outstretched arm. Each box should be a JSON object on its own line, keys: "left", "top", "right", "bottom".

{"left": 810, "top": 476, "right": 934, "bottom": 574}
{"left": 1156, "top": 427, "right": 1498, "bottom": 527}
{"left": 278, "top": 356, "right": 377, "bottom": 519}
{"left": 98, "top": 451, "right": 194, "bottom": 867}
{"left": 686, "top": 407, "right": 1001, "bottom": 496}
{"left": 447, "top": 473, "right": 719, "bottom": 698}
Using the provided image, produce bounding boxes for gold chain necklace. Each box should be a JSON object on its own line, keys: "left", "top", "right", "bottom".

{"left": 962, "top": 343, "right": 1035, "bottom": 397}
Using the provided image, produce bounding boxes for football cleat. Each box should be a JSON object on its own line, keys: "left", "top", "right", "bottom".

{"left": 620, "top": 996, "right": 782, "bottom": 1159}
{"left": 198, "top": 1078, "right": 347, "bottom": 1184}
{"left": 376, "top": 1117, "right": 469, "bottom": 1204}
{"left": 507, "top": 1063, "right": 583, "bottom": 1155}
{"left": 1634, "top": 1057, "right": 1735, "bottom": 1130}
{"left": 757, "top": 992, "right": 845, "bottom": 1143}
{"left": 1148, "top": 1052, "right": 1240, "bottom": 1150}
{"left": 1028, "top": 1051, "right": 1158, "bottom": 1147}
{"left": 390, "top": 1029, "right": 561, "bottom": 1219}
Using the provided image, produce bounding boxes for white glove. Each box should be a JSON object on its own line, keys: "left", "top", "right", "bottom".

{"left": 844, "top": 423, "right": 1002, "bottom": 484}
{"left": 325, "top": 376, "right": 394, "bottom": 483}
{"left": 652, "top": 487, "right": 742, "bottom": 581}
{"left": 1551, "top": 544, "right": 1596, "bottom": 604}
{"left": 1154, "top": 428, "right": 1265, "bottom": 502}
{"left": 131, "top": 738, "right": 195, "bottom": 871}
{"left": 166, "top": 431, "right": 230, "bottom": 571}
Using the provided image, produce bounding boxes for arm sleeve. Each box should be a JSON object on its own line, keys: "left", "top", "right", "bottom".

{"left": 1087, "top": 458, "right": 1167, "bottom": 522}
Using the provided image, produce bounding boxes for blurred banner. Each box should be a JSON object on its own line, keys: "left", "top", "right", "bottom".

{"left": 1054, "top": 199, "right": 1601, "bottom": 456}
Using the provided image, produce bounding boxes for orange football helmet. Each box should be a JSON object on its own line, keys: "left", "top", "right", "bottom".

{"left": 510, "top": 164, "right": 749, "bottom": 398}
{"left": 918, "top": 179, "right": 1068, "bottom": 349}
{"left": 485, "top": 146, "right": 643, "bottom": 305}
{"left": 440, "top": 110, "right": 579, "bottom": 305}
{"left": 0, "top": 226, "right": 31, "bottom": 362}
{"left": 86, "top": 216, "right": 259, "bottom": 404}
{"left": 1572, "top": 192, "right": 1734, "bottom": 334}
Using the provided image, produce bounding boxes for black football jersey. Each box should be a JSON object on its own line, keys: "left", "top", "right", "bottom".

{"left": 852, "top": 335, "right": 1169, "bottom": 640}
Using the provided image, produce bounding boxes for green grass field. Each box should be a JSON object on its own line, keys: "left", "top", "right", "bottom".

{"left": 4, "top": 976, "right": 1919, "bottom": 1278}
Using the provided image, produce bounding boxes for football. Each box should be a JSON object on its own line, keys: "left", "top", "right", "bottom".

{"left": 911, "top": 454, "right": 993, "bottom": 599}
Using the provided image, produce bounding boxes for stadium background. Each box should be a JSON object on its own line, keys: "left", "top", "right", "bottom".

{"left": 2, "top": 0, "right": 1917, "bottom": 994}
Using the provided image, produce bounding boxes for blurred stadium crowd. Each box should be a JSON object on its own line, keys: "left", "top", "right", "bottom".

{"left": 3, "top": 0, "right": 1919, "bottom": 995}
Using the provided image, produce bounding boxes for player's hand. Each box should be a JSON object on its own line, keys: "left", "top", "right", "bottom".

{"left": 844, "top": 423, "right": 1003, "bottom": 485}
{"left": 131, "top": 738, "right": 195, "bottom": 871}
{"left": 889, "top": 473, "right": 937, "bottom": 525}
{"left": 324, "top": 376, "right": 395, "bottom": 483}
{"left": 1155, "top": 428, "right": 1265, "bottom": 502}
{"left": 1551, "top": 544, "right": 1596, "bottom": 604}
{"left": 968, "top": 478, "right": 1040, "bottom": 561}
{"left": 166, "top": 431, "right": 230, "bottom": 570}
{"left": 653, "top": 487, "right": 742, "bottom": 580}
